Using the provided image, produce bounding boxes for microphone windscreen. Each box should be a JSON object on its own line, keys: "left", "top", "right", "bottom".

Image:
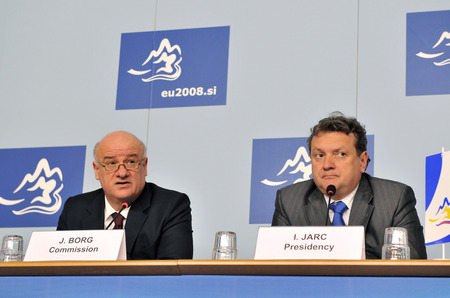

{"left": 122, "top": 197, "right": 133, "bottom": 209}
{"left": 326, "top": 185, "right": 336, "bottom": 196}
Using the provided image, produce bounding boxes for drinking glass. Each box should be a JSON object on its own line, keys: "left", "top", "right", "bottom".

{"left": 381, "top": 227, "right": 410, "bottom": 260}
{"left": 212, "top": 231, "right": 237, "bottom": 260}
{"left": 0, "top": 235, "right": 24, "bottom": 262}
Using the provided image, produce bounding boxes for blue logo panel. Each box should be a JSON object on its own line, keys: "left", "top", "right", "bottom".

{"left": 249, "top": 136, "right": 374, "bottom": 224}
{"left": 406, "top": 10, "right": 450, "bottom": 96}
{"left": 116, "top": 26, "right": 230, "bottom": 109}
{"left": 0, "top": 146, "right": 86, "bottom": 227}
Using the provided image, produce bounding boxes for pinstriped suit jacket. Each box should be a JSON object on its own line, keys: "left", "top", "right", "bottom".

{"left": 272, "top": 173, "right": 427, "bottom": 259}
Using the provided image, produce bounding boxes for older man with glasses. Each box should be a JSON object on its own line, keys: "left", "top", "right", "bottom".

{"left": 57, "top": 131, "right": 193, "bottom": 260}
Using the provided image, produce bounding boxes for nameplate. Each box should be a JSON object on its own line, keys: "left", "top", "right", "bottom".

{"left": 24, "top": 230, "right": 127, "bottom": 261}
{"left": 254, "top": 226, "right": 365, "bottom": 260}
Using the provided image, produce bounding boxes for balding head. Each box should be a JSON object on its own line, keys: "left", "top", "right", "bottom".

{"left": 92, "top": 131, "right": 148, "bottom": 209}
{"left": 94, "top": 131, "right": 146, "bottom": 161}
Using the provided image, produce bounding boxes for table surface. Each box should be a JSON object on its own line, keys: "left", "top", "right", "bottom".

{"left": 1, "top": 259, "right": 450, "bottom": 277}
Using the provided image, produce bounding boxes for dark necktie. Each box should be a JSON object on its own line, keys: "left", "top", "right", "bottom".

{"left": 330, "top": 201, "right": 348, "bottom": 226}
{"left": 111, "top": 212, "right": 125, "bottom": 229}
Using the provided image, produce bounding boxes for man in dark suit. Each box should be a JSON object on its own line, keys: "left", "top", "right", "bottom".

{"left": 272, "top": 113, "right": 427, "bottom": 259}
{"left": 57, "top": 131, "right": 193, "bottom": 260}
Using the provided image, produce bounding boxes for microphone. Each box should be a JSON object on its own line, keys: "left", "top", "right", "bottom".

{"left": 105, "top": 197, "right": 133, "bottom": 230}
{"left": 324, "top": 185, "right": 336, "bottom": 226}
{"left": 327, "top": 185, "right": 336, "bottom": 196}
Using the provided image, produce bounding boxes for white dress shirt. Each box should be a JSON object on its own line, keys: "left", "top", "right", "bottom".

{"left": 104, "top": 197, "right": 130, "bottom": 229}
{"left": 323, "top": 184, "right": 359, "bottom": 225}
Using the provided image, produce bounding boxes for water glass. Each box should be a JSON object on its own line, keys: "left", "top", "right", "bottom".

{"left": 212, "top": 231, "right": 237, "bottom": 260}
{"left": 0, "top": 235, "right": 24, "bottom": 262}
{"left": 381, "top": 227, "right": 410, "bottom": 260}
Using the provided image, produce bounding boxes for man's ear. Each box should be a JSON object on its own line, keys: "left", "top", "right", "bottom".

{"left": 142, "top": 157, "right": 148, "bottom": 176}
{"left": 360, "top": 151, "right": 369, "bottom": 173}
{"left": 93, "top": 161, "right": 101, "bottom": 180}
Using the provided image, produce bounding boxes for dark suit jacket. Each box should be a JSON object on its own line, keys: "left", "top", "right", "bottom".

{"left": 57, "top": 182, "right": 193, "bottom": 260}
{"left": 272, "top": 173, "right": 427, "bottom": 259}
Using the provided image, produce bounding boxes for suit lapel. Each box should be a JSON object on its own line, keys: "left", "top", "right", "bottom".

{"left": 125, "top": 184, "right": 151, "bottom": 254}
{"left": 305, "top": 188, "right": 329, "bottom": 226}
{"left": 349, "top": 174, "right": 374, "bottom": 228}
{"left": 83, "top": 192, "right": 105, "bottom": 229}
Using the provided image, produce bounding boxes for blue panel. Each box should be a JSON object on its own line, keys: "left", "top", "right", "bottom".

{"left": 0, "top": 146, "right": 86, "bottom": 227}
{"left": 249, "top": 137, "right": 311, "bottom": 224}
{"left": 1, "top": 275, "right": 447, "bottom": 297}
{"left": 406, "top": 10, "right": 450, "bottom": 96}
{"left": 116, "top": 26, "right": 230, "bottom": 109}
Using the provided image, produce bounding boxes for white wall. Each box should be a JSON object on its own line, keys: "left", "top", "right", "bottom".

{"left": 1, "top": 0, "right": 449, "bottom": 259}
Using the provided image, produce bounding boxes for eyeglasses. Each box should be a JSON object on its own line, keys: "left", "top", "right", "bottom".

{"left": 96, "top": 159, "right": 145, "bottom": 172}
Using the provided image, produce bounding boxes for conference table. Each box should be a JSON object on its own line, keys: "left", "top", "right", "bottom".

{"left": 1, "top": 259, "right": 449, "bottom": 297}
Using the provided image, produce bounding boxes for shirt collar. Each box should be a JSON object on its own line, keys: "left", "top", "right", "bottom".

{"left": 104, "top": 196, "right": 131, "bottom": 229}
{"left": 323, "top": 183, "right": 359, "bottom": 211}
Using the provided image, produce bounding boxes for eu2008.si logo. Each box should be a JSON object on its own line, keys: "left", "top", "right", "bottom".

{"left": 116, "top": 26, "right": 230, "bottom": 109}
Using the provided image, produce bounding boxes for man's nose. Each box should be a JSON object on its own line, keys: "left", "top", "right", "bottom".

{"left": 115, "top": 165, "right": 129, "bottom": 177}
{"left": 323, "top": 155, "right": 335, "bottom": 169}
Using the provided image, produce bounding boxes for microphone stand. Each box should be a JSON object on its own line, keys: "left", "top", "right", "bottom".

{"left": 325, "top": 195, "right": 332, "bottom": 226}
{"left": 324, "top": 185, "right": 336, "bottom": 226}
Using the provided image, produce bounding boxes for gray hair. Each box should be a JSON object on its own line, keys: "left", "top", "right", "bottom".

{"left": 93, "top": 132, "right": 147, "bottom": 161}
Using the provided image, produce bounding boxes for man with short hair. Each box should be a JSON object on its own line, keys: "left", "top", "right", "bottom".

{"left": 272, "top": 113, "right": 427, "bottom": 259}
{"left": 57, "top": 131, "right": 193, "bottom": 260}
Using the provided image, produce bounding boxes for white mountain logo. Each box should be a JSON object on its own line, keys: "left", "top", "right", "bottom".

{"left": 261, "top": 146, "right": 312, "bottom": 187}
{"left": 128, "top": 38, "right": 182, "bottom": 82}
{"left": 416, "top": 31, "right": 450, "bottom": 66}
{"left": 0, "top": 158, "right": 63, "bottom": 215}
